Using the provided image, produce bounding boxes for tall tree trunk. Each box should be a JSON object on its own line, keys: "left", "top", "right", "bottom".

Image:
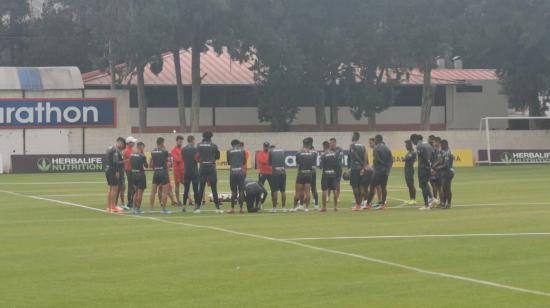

{"left": 368, "top": 113, "right": 376, "bottom": 131}
{"left": 173, "top": 49, "right": 187, "bottom": 132}
{"left": 528, "top": 90, "right": 542, "bottom": 129}
{"left": 329, "top": 86, "right": 338, "bottom": 125}
{"left": 420, "top": 61, "right": 434, "bottom": 131}
{"left": 315, "top": 89, "right": 326, "bottom": 131}
{"left": 190, "top": 40, "right": 202, "bottom": 132}
{"left": 108, "top": 40, "right": 116, "bottom": 90}
{"left": 137, "top": 63, "right": 147, "bottom": 133}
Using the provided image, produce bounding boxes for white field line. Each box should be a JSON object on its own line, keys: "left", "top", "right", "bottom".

{"left": 284, "top": 233, "right": 550, "bottom": 241}
{"left": 3, "top": 189, "right": 550, "bottom": 298}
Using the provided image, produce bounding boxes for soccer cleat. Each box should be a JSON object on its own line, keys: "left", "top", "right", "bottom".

{"left": 351, "top": 205, "right": 362, "bottom": 211}
{"left": 121, "top": 205, "right": 130, "bottom": 211}
{"left": 270, "top": 208, "right": 277, "bottom": 213}
{"left": 228, "top": 209, "right": 235, "bottom": 214}
{"left": 182, "top": 207, "right": 186, "bottom": 213}
{"left": 377, "top": 203, "right": 387, "bottom": 210}
{"left": 109, "top": 206, "right": 124, "bottom": 213}
{"left": 161, "top": 208, "right": 172, "bottom": 215}
{"left": 319, "top": 208, "right": 327, "bottom": 213}
{"left": 407, "top": 200, "right": 417, "bottom": 205}
{"left": 419, "top": 206, "right": 431, "bottom": 211}
{"left": 240, "top": 208, "right": 245, "bottom": 214}
{"left": 361, "top": 204, "right": 372, "bottom": 211}
{"left": 282, "top": 208, "right": 288, "bottom": 213}
{"left": 216, "top": 209, "right": 224, "bottom": 214}
{"left": 304, "top": 208, "right": 309, "bottom": 213}
{"left": 133, "top": 208, "right": 144, "bottom": 215}
{"left": 193, "top": 207, "right": 201, "bottom": 214}
{"left": 313, "top": 204, "right": 319, "bottom": 210}
{"left": 289, "top": 207, "right": 297, "bottom": 213}
{"left": 296, "top": 205, "right": 305, "bottom": 211}
{"left": 333, "top": 207, "right": 338, "bottom": 212}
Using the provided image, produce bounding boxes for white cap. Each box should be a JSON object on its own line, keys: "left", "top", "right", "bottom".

{"left": 126, "top": 136, "right": 137, "bottom": 144}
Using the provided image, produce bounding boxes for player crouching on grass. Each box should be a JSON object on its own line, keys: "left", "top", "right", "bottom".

{"left": 105, "top": 137, "right": 126, "bottom": 213}
{"left": 320, "top": 141, "right": 339, "bottom": 212}
{"left": 227, "top": 139, "right": 247, "bottom": 214}
{"left": 130, "top": 141, "right": 148, "bottom": 215}
{"left": 149, "top": 137, "right": 172, "bottom": 214}
{"left": 243, "top": 178, "right": 268, "bottom": 213}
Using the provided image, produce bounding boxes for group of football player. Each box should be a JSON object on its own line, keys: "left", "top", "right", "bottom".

{"left": 104, "top": 131, "right": 454, "bottom": 214}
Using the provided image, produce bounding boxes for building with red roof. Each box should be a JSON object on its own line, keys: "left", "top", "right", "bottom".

{"left": 83, "top": 47, "right": 508, "bottom": 132}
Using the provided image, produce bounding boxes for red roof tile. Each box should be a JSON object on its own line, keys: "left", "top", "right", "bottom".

{"left": 83, "top": 47, "right": 497, "bottom": 87}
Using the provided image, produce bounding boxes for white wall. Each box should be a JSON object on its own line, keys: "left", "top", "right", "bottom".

{"left": 446, "top": 80, "right": 509, "bottom": 129}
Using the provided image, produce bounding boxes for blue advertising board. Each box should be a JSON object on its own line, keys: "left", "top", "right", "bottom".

{"left": 0, "top": 98, "right": 116, "bottom": 129}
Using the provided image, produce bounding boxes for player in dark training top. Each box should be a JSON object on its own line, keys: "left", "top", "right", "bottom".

{"left": 404, "top": 140, "right": 417, "bottom": 205}
{"left": 105, "top": 137, "right": 126, "bottom": 213}
{"left": 329, "top": 138, "right": 343, "bottom": 201}
{"left": 348, "top": 132, "right": 369, "bottom": 211}
{"left": 411, "top": 134, "right": 435, "bottom": 210}
{"left": 130, "top": 142, "right": 148, "bottom": 214}
{"left": 268, "top": 145, "right": 287, "bottom": 212}
{"left": 182, "top": 135, "right": 199, "bottom": 212}
{"left": 291, "top": 137, "right": 317, "bottom": 212}
{"left": 438, "top": 140, "right": 455, "bottom": 209}
{"left": 243, "top": 179, "right": 268, "bottom": 213}
{"left": 365, "top": 135, "right": 393, "bottom": 210}
{"left": 149, "top": 137, "right": 172, "bottom": 214}
{"left": 320, "top": 141, "right": 339, "bottom": 212}
{"left": 227, "top": 139, "right": 247, "bottom": 214}
{"left": 196, "top": 131, "right": 222, "bottom": 213}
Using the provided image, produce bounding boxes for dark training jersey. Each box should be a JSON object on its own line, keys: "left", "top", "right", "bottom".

{"left": 150, "top": 148, "right": 169, "bottom": 170}
{"left": 372, "top": 143, "right": 393, "bottom": 173}
{"left": 441, "top": 149, "right": 455, "bottom": 171}
{"left": 182, "top": 145, "right": 198, "bottom": 175}
{"left": 269, "top": 149, "right": 286, "bottom": 174}
{"left": 296, "top": 150, "right": 317, "bottom": 172}
{"left": 349, "top": 143, "right": 367, "bottom": 170}
{"left": 404, "top": 150, "right": 417, "bottom": 170}
{"left": 416, "top": 143, "right": 433, "bottom": 171}
{"left": 334, "top": 147, "right": 343, "bottom": 171}
{"left": 105, "top": 146, "right": 123, "bottom": 172}
{"left": 320, "top": 150, "right": 339, "bottom": 175}
{"left": 130, "top": 152, "right": 148, "bottom": 172}
{"left": 197, "top": 141, "right": 220, "bottom": 165}
{"left": 227, "top": 148, "right": 246, "bottom": 171}
{"left": 244, "top": 179, "right": 267, "bottom": 196}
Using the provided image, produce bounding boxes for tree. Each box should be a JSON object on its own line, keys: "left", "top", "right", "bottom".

{"left": 173, "top": 0, "right": 234, "bottom": 132}
{"left": 390, "top": 0, "right": 466, "bottom": 130}
{"left": 462, "top": 0, "right": 550, "bottom": 120}
{"left": 21, "top": 2, "right": 99, "bottom": 72}
{"left": 0, "top": 0, "right": 29, "bottom": 65}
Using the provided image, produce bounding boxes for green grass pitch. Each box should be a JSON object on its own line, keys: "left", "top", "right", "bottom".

{"left": 1, "top": 165, "right": 550, "bottom": 307}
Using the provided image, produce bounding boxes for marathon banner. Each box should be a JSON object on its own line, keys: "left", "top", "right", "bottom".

{"left": 0, "top": 98, "right": 116, "bottom": 129}
{"left": 11, "top": 154, "right": 104, "bottom": 174}
{"left": 478, "top": 150, "right": 550, "bottom": 164}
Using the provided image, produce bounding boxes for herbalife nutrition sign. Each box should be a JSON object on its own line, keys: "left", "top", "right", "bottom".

{"left": 11, "top": 155, "right": 104, "bottom": 174}
{"left": 478, "top": 150, "right": 550, "bottom": 164}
